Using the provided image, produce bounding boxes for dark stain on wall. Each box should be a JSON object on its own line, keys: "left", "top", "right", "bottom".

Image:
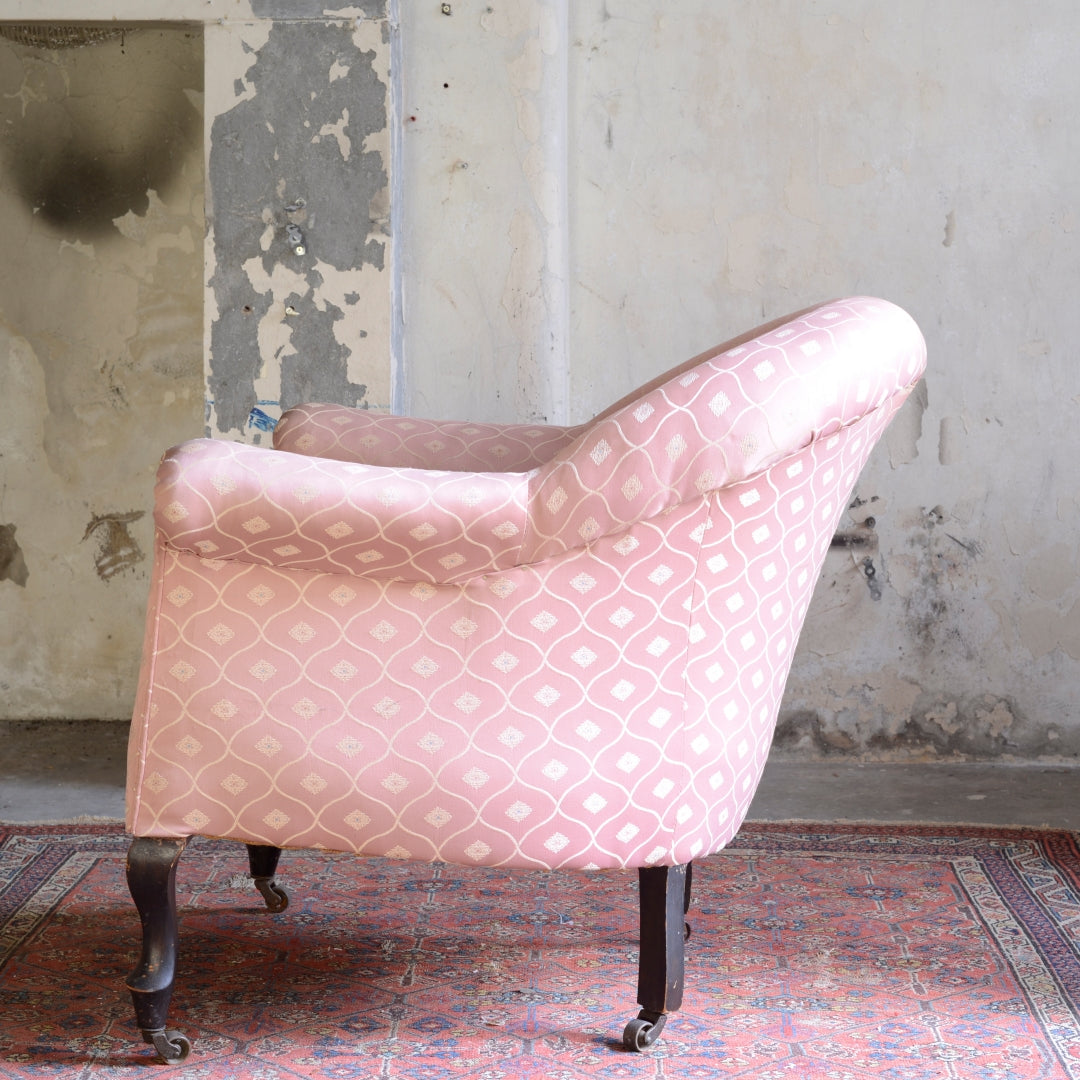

{"left": 207, "top": 19, "right": 388, "bottom": 433}
{"left": 773, "top": 710, "right": 857, "bottom": 756}
{"left": 82, "top": 511, "right": 145, "bottom": 581}
{"left": 10, "top": 139, "right": 181, "bottom": 238}
{"left": 2, "top": 30, "right": 202, "bottom": 239}
{"left": 772, "top": 692, "right": 1066, "bottom": 760}
{"left": 0, "top": 524, "right": 29, "bottom": 587}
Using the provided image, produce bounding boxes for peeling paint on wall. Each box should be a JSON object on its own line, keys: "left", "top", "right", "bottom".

{"left": 938, "top": 416, "right": 959, "bottom": 465}
{"left": 8, "top": 0, "right": 1080, "bottom": 764}
{"left": 206, "top": 18, "right": 391, "bottom": 435}
{"left": 781, "top": 489, "right": 1080, "bottom": 763}
{"left": 943, "top": 209, "right": 957, "bottom": 247}
{"left": 773, "top": 692, "right": 1043, "bottom": 761}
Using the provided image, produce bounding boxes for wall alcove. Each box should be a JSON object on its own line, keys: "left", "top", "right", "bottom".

{"left": 0, "top": 21, "right": 205, "bottom": 718}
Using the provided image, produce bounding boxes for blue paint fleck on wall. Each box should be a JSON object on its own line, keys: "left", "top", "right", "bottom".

{"left": 247, "top": 407, "right": 279, "bottom": 432}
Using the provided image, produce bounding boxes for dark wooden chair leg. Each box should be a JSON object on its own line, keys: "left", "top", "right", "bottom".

{"left": 246, "top": 843, "right": 289, "bottom": 911}
{"left": 684, "top": 861, "right": 694, "bottom": 938}
{"left": 623, "top": 862, "right": 691, "bottom": 1051}
{"left": 125, "top": 837, "right": 191, "bottom": 1064}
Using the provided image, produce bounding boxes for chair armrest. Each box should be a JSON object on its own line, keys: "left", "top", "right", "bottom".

{"left": 522, "top": 297, "right": 926, "bottom": 561}
{"left": 154, "top": 439, "right": 530, "bottom": 583}
{"left": 274, "top": 404, "right": 584, "bottom": 472}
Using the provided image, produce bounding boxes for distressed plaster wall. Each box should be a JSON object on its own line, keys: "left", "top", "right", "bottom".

{"left": 0, "top": 26, "right": 204, "bottom": 717}
{"left": 0, "top": 0, "right": 394, "bottom": 720}
{"left": 0, "top": 1, "right": 396, "bottom": 448}
{"left": 4, "top": 2, "right": 1079, "bottom": 763}
{"left": 401, "top": 1, "right": 1080, "bottom": 761}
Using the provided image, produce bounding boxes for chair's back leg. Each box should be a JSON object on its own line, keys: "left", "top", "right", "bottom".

{"left": 246, "top": 844, "right": 289, "bottom": 911}
{"left": 624, "top": 861, "right": 691, "bottom": 1050}
{"left": 125, "top": 837, "right": 191, "bottom": 1063}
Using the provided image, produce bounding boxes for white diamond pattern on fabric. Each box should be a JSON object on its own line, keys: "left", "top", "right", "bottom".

{"left": 128, "top": 296, "right": 925, "bottom": 872}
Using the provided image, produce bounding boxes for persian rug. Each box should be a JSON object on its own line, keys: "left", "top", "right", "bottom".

{"left": 2, "top": 823, "right": 1080, "bottom": 1078}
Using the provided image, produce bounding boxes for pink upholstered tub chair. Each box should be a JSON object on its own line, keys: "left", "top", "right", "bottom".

{"left": 125, "top": 296, "right": 925, "bottom": 1061}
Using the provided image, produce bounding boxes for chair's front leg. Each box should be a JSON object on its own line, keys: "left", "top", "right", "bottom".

{"left": 684, "top": 861, "right": 694, "bottom": 934}
{"left": 246, "top": 844, "right": 289, "bottom": 911}
{"left": 125, "top": 837, "right": 191, "bottom": 1063}
{"left": 624, "top": 862, "right": 691, "bottom": 1051}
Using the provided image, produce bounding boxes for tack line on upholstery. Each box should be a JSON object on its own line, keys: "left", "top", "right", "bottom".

{"left": 125, "top": 528, "right": 174, "bottom": 826}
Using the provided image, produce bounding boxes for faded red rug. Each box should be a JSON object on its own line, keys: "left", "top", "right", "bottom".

{"left": 2, "top": 823, "right": 1080, "bottom": 1078}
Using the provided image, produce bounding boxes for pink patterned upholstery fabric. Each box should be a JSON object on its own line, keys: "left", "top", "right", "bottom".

{"left": 275, "top": 407, "right": 583, "bottom": 473}
{"left": 127, "top": 297, "right": 925, "bottom": 871}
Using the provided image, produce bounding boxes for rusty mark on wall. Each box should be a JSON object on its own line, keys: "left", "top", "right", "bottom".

{"left": 0, "top": 523, "right": 29, "bottom": 586}
{"left": 82, "top": 511, "right": 145, "bottom": 581}
{"left": 832, "top": 496, "right": 883, "bottom": 598}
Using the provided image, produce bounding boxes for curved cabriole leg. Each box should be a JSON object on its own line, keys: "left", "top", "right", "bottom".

{"left": 623, "top": 862, "right": 691, "bottom": 1051}
{"left": 125, "top": 837, "right": 191, "bottom": 1064}
{"left": 246, "top": 843, "right": 289, "bottom": 912}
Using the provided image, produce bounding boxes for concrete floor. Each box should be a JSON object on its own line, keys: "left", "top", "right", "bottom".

{"left": 2, "top": 719, "right": 1077, "bottom": 829}
{"left": 0, "top": 720, "right": 130, "bottom": 824}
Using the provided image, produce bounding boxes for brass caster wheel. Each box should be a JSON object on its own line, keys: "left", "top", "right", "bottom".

{"left": 148, "top": 1028, "right": 191, "bottom": 1064}
{"left": 254, "top": 878, "right": 289, "bottom": 912}
{"left": 622, "top": 1010, "right": 666, "bottom": 1051}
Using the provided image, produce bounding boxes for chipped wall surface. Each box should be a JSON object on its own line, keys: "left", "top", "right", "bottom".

{"left": 0, "top": 2, "right": 395, "bottom": 449}
{"left": 0, "top": 2, "right": 384, "bottom": 18}
{"left": 401, "top": 2, "right": 1080, "bottom": 762}
{"left": 0, "top": 27, "right": 204, "bottom": 718}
